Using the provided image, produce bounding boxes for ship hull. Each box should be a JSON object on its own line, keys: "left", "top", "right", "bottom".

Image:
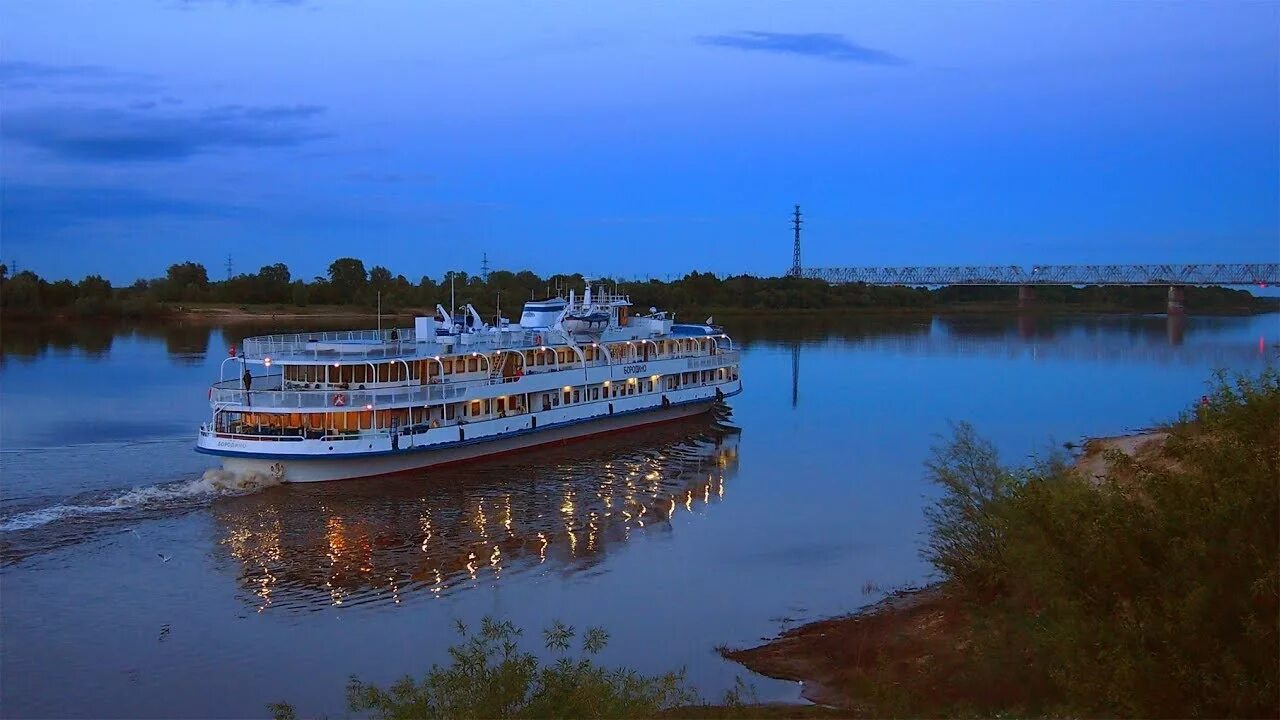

{"left": 217, "top": 398, "right": 718, "bottom": 483}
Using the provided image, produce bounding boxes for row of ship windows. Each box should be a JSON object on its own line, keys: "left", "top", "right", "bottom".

{"left": 280, "top": 339, "right": 719, "bottom": 385}
{"left": 220, "top": 367, "right": 738, "bottom": 436}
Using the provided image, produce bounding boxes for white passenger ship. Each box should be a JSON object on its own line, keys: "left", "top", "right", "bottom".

{"left": 196, "top": 283, "right": 742, "bottom": 482}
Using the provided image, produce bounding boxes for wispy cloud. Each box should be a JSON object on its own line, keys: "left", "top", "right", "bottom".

{"left": 0, "top": 60, "right": 159, "bottom": 93}
{"left": 695, "top": 31, "right": 906, "bottom": 66}
{"left": 3, "top": 104, "right": 328, "bottom": 162}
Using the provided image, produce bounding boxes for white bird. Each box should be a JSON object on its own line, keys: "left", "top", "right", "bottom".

{"left": 157, "top": 553, "right": 171, "bottom": 563}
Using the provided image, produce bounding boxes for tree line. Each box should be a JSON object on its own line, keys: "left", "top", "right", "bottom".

{"left": 0, "top": 258, "right": 1271, "bottom": 319}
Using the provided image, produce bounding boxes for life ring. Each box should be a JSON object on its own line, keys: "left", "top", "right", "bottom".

{"left": 331, "top": 393, "right": 348, "bottom": 407}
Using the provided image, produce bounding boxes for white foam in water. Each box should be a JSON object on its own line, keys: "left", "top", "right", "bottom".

{"left": 0, "top": 469, "right": 282, "bottom": 532}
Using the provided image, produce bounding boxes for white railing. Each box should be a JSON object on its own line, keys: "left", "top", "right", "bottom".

{"left": 242, "top": 328, "right": 419, "bottom": 359}
{"left": 240, "top": 328, "right": 563, "bottom": 361}
{"left": 210, "top": 350, "right": 740, "bottom": 411}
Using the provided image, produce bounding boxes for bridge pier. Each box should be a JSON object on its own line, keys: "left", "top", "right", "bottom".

{"left": 1167, "top": 285, "right": 1185, "bottom": 315}
{"left": 1017, "top": 285, "right": 1035, "bottom": 309}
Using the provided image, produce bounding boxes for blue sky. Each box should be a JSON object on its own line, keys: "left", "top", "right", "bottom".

{"left": 2, "top": 1, "right": 1277, "bottom": 284}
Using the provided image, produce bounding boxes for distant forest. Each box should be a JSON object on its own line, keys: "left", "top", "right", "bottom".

{"left": 0, "top": 258, "right": 1273, "bottom": 320}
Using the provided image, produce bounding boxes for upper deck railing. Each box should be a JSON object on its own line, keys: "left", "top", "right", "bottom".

{"left": 241, "top": 327, "right": 570, "bottom": 362}
{"left": 212, "top": 350, "right": 741, "bottom": 411}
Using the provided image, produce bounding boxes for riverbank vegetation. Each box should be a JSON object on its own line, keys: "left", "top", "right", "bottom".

{"left": 729, "top": 369, "right": 1279, "bottom": 717}
{"left": 2, "top": 259, "right": 1273, "bottom": 320}
{"left": 268, "top": 618, "right": 738, "bottom": 720}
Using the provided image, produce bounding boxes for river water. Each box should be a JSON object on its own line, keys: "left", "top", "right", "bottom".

{"left": 1, "top": 312, "right": 1276, "bottom": 718}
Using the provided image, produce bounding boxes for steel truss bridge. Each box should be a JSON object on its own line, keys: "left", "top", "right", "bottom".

{"left": 801, "top": 264, "right": 1279, "bottom": 287}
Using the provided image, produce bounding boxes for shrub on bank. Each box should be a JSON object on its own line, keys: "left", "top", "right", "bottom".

{"left": 270, "top": 618, "right": 697, "bottom": 720}
{"left": 922, "top": 368, "right": 1279, "bottom": 717}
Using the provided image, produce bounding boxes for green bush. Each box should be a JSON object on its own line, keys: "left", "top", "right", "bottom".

{"left": 922, "top": 369, "right": 1280, "bottom": 717}
{"left": 271, "top": 618, "right": 696, "bottom": 720}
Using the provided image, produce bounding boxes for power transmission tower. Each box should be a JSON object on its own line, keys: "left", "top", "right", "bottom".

{"left": 480, "top": 252, "right": 490, "bottom": 282}
{"left": 226, "top": 254, "right": 233, "bottom": 280}
{"left": 788, "top": 205, "right": 803, "bottom": 277}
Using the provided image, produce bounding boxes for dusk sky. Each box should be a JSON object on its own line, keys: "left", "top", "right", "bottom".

{"left": 2, "top": 1, "right": 1277, "bottom": 285}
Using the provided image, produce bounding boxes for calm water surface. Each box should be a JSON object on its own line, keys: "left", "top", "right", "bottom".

{"left": 1, "top": 312, "right": 1276, "bottom": 718}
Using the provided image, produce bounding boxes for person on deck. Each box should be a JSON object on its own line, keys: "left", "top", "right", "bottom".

{"left": 242, "top": 366, "right": 253, "bottom": 407}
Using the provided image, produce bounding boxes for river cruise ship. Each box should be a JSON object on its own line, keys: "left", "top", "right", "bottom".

{"left": 196, "top": 284, "right": 742, "bottom": 482}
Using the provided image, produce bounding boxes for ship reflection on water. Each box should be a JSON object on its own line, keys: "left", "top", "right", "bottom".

{"left": 213, "top": 414, "right": 740, "bottom": 611}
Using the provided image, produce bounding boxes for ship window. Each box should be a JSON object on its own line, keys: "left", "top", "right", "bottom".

{"left": 496, "top": 398, "right": 506, "bottom": 413}
{"left": 542, "top": 394, "right": 551, "bottom": 411}
{"left": 378, "top": 364, "right": 390, "bottom": 382}
{"left": 573, "top": 389, "right": 580, "bottom": 403}
{"left": 470, "top": 400, "right": 481, "bottom": 416}
{"left": 467, "top": 358, "right": 478, "bottom": 372}
{"left": 443, "top": 359, "right": 454, "bottom": 373}
{"left": 446, "top": 404, "right": 456, "bottom": 420}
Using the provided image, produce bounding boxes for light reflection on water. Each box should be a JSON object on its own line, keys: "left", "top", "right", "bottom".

{"left": 0, "top": 312, "right": 1276, "bottom": 719}
{"left": 214, "top": 419, "right": 738, "bottom": 612}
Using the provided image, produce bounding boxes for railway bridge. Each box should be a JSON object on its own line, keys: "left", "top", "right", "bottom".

{"left": 786, "top": 206, "right": 1279, "bottom": 312}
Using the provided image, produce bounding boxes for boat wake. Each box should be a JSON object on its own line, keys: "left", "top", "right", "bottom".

{"left": 0, "top": 469, "right": 281, "bottom": 534}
